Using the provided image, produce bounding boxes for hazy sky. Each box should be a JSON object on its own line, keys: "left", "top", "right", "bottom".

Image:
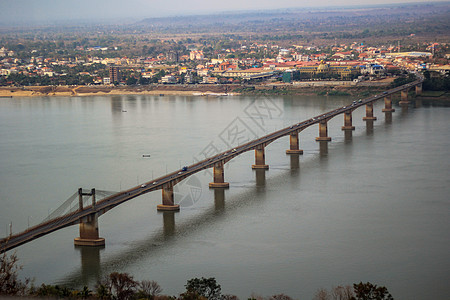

{"left": 0, "top": 0, "right": 446, "bottom": 24}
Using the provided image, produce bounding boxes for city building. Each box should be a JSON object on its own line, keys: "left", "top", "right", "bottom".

{"left": 161, "top": 75, "right": 177, "bottom": 84}
{"left": 109, "top": 66, "right": 120, "bottom": 83}
{"left": 297, "top": 61, "right": 358, "bottom": 79}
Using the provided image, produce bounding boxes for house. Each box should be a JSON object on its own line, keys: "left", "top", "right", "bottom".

{"left": 161, "top": 75, "right": 177, "bottom": 84}
{"left": 202, "top": 76, "right": 218, "bottom": 84}
{"left": 190, "top": 50, "right": 204, "bottom": 60}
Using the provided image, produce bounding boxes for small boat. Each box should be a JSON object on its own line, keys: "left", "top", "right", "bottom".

{"left": 122, "top": 110, "right": 127, "bottom": 112}
{"left": 142, "top": 154, "right": 151, "bottom": 157}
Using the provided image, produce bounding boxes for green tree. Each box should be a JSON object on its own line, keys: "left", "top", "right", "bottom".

{"left": 126, "top": 76, "right": 138, "bottom": 85}
{"left": 78, "top": 286, "right": 92, "bottom": 299}
{"left": 184, "top": 277, "right": 222, "bottom": 300}
{"left": 352, "top": 282, "right": 393, "bottom": 300}
{"left": 95, "top": 282, "right": 112, "bottom": 300}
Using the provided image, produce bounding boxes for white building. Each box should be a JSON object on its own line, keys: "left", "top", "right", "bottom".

{"left": 161, "top": 75, "right": 177, "bottom": 84}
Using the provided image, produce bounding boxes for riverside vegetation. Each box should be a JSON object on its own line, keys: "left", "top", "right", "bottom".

{"left": 1, "top": 252, "right": 394, "bottom": 300}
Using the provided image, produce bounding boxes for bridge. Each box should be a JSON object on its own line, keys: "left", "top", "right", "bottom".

{"left": 0, "top": 77, "right": 423, "bottom": 253}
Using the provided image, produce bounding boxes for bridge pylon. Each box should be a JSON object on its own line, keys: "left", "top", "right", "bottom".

{"left": 415, "top": 83, "right": 422, "bottom": 95}
{"left": 363, "top": 102, "right": 377, "bottom": 121}
{"left": 157, "top": 183, "right": 180, "bottom": 211}
{"left": 382, "top": 95, "right": 395, "bottom": 112}
{"left": 399, "top": 89, "right": 410, "bottom": 105}
{"left": 252, "top": 145, "right": 269, "bottom": 169}
{"left": 342, "top": 110, "right": 356, "bottom": 131}
{"left": 286, "top": 131, "right": 303, "bottom": 154}
{"left": 316, "top": 120, "right": 331, "bottom": 141}
{"left": 74, "top": 188, "right": 105, "bottom": 246}
{"left": 209, "top": 161, "right": 230, "bottom": 188}
{"left": 74, "top": 213, "right": 105, "bottom": 247}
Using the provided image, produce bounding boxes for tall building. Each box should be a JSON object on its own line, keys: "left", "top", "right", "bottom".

{"left": 109, "top": 66, "right": 120, "bottom": 83}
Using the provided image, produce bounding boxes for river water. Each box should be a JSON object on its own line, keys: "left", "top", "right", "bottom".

{"left": 0, "top": 94, "right": 449, "bottom": 299}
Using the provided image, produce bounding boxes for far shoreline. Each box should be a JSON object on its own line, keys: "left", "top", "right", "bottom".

{"left": 0, "top": 82, "right": 388, "bottom": 98}
{"left": 1, "top": 83, "right": 448, "bottom": 102}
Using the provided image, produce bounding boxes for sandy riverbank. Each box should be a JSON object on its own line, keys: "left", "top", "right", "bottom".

{"left": 0, "top": 85, "right": 240, "bottom": 97}
{"left": 0, "top": 80, "right": 420, "bottom": 99}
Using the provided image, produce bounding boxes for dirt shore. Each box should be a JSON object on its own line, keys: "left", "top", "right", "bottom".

{"left": 0, "top": 85, "right": 240, "bottom": 97}
{"left": 0, "top": 82, "right": 435, "bottom": 99}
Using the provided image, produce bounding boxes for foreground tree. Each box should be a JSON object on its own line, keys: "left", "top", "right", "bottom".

{"left": 184, "top": 277, "right": 221, "bottom": 300}
{"left": 97, "top": 272, "right": 137, "bottom": 300}
{"left": 0, "top": 252, "right": 29, "bottom": 296}
{"left": 313, "top": 288, "right": 331, "bottom": 300}
{"left": 352, "top": 282, "right": 393, "bottom": 300}
{"left": 137, "top": 280, "right": 163, "bottom": 299}
{"left": 270, "top": 293, "right": 294, "bottom": 300}
{"left": 331, "top": 285, "right": 354, "bottom": 300}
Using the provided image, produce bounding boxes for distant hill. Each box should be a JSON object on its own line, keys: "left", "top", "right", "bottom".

{"left": 137, "top": 2, "right": 450, "bottom": 37}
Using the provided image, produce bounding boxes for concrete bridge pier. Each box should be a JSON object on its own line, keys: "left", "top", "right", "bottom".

{"left": 399, "top": 90, "right": 410, "bottom": 105}
{"left": 74, "top": 188, "right": 104, "bottom": 247}
{"left": 341, "top": 111, "right": 355, "bottom": 130}
{"left": 74, "top": 213, "right": 105, "bottom": 247}
{"left": 316, "top": 120, "right": 331, "bottom": 141}
{"left": 252, "top": 145, "right": 269, "bottom": 169}
{"left": 382, "top": 95, "right": 395, "bottom": 112}
{"left": 363, "top": 102, "right": 377, "bottom": 121}
{"left": 209, "top": 161, "right": 229, "bottom": 188}
{"left": 415, "top": 83, "right": 422, "bottom": 95}
{"left": 286, "top": 131, "right": 303, "bottom": 154}
{"left": 157, "top": 183, "right": 180, "bottom": 211}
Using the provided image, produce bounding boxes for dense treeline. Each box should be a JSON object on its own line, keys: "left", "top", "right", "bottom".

{"left": 389, "top": 72, "right": 450, "bottom": 91}
{"left": 423, "top": 71, "right": 450, "bottom": 91}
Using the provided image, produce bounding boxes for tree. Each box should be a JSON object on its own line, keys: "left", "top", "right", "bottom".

{"left": 352, "top": 282, "right": 393, "bottom": 300}
{"left": 270, "top": 294, "right": 293, "bottom": 300}
{"left": 126, "top": 76, "right": 138, "bottom": 85}
{"left": 0, "top": 252, "right": 29, "bottom": 296}
{"left": 137, "top": 280, "right": 163, "bottom": 299}
{"left": 331, "top": 285, "right": 354, "bottom": 300}
{"left": 95, "top": 282, "right": 112, "bottom": 299}
{"left": 78, "top": 286, "right": 92, "bottom": 299}
{"left": 100, "top": 272, "right": 137, "bottom": 300}
{"left": 313, "top": 288, "right": 331, "bottom": 300}
{"left": 184, "top": 277, "right": 222, "bottom": 300}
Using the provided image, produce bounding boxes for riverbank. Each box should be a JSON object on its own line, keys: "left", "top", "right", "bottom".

{"left": 0, "top": 85, "right": 229, "bottom": 97}
{"left": 1, "top": 83, "right": 449, "bottom": 102}
{"left": 0, "top": 83, "right": 388, "bottom": 98}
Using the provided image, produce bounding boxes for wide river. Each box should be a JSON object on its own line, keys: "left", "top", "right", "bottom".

{"left": 0, "top": 94, "right": 449, "bottom": 299}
